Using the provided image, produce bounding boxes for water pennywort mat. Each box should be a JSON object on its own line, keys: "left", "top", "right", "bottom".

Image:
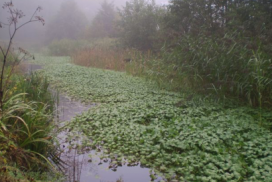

{"left": 56, "top": 93, "right": 157, "bottom": 182}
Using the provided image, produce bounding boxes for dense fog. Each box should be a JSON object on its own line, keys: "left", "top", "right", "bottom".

{"left": 0, "top": 0, "right": 168, "bottom": 44}
{"left": 1, "top": 1, "right": 272, "bottom": 181}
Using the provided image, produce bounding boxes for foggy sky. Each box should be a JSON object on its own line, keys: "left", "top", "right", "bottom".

{"left": 0, "top": 0, "right": 169, "bottom": 43}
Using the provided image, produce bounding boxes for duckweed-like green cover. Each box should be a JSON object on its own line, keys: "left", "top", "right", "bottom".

{"left": 36, "top": 56, "right": 272, "bottom": 182}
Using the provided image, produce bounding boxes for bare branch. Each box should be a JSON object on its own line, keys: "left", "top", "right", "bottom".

{"left": 8, "top": 22, "right": 12, "bottom": 38}
{"left": 0, "top": 46, "right": 4, "bottom": 56}
{"left": 16, "top": 19, "right": 41, "bottom": 30}
{"left": 0, "top": 21, "right": 9, "bottom": 28}
{"left": 30, "top": 7, "right": 39, "bottom": 21}
{"left": 0, "top": 1, "right": 44, "bottom": 109}
{"left": 4, "top": 52, "right": 20, "bottom": 89}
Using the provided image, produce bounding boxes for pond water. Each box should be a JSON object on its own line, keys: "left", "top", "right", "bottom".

{"left": 56, "top": 91, "right": 156, "bottom": 182}
{"left": 25, "top": 63, "right": 158, "bottom": 182}
{"left": 55, "top": 87, "right": 157, "bottom": 182}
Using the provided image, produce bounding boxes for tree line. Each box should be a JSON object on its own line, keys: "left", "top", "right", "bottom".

{"left": 46, "top": 0, "right": 272, "bottom": 106}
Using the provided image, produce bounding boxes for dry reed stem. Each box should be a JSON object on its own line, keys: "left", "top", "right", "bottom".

{"left": 72, "top": 48, "right": 153, "bottom": 72}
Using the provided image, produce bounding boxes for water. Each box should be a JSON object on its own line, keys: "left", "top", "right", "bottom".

{"left": 24, "top": 63, "right": 156, "bottom": 182}
{"left": 56, "top": 91, "right": 154, "bottom": 182}
{"left": 24, "top": 63, "right": 42, "bottom": 74}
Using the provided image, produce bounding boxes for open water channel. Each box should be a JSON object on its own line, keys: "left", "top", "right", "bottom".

{"left": 25, "top": 63, "right": 160, "bottom": 182}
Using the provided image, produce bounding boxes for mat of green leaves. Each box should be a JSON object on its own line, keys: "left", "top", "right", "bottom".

{"left": 35, "top": 56, "right": 272, "bottom": 182}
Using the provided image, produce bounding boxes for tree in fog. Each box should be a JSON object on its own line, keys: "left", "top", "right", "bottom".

{"left": 163, "top": 0, "right": 272, "bottom": 40}
{"left": 87, "top": 0, "right": 117, "bottom": 39}
{"left": 46, "top": 0, "right": 87, "bottom": 42}
{"left": 118, "top": 0, "right": 162, "bottom": 50}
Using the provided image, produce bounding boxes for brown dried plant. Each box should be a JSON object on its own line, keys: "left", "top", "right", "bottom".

{"left": 0, "top": 1, "right": 44, "bottom": 109}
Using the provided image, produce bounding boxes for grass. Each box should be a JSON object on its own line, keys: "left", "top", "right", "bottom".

{"left": 72, "top": 48, "right": 127, "bottom": 71}
{"left": 0, "top": 72, "right": 62, "bottom": 182}
{"left": 70, "top": 35, "right": 272, "bottom": 109}
{"left": 116, "top": 34, "right": 272, "bottom": 108}
{"left": 33, "top": 55, "right": 272, "bottom": 182}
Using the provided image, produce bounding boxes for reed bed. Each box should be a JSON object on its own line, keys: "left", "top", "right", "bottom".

{"left": 72, "top": 48, "right": 154, "bottom": 72}
{"left": 71, "top": 34, "right": 272, "bottom": 108}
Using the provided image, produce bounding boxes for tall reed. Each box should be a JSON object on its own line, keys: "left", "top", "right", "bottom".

{"left": 137, "top": 33, "right": 272, "bottom": 107}
{"left": 72, "top": 48, "right": 154, "bottom": 72}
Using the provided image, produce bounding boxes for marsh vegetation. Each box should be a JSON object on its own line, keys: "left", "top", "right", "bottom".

{"left": 1, "top": 0, "right": 272, "bottom": 182}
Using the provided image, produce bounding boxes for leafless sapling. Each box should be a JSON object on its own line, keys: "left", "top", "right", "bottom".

{"left": 0, "top": 1, "right": 44, "bottom": 109}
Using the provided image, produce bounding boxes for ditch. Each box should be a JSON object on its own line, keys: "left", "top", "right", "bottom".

{"left": 26, "top": 62, "right": 159, "bottom": 182}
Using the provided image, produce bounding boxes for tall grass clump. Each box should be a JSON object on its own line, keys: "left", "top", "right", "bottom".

{"left": 0, "top": 1, "right": 62, "bottom": 180}
{"left": 0, "top": 73, "right": 61, "bottom": 181}
{"left": 138, "top": 33, "right": 272, "bottom": 107}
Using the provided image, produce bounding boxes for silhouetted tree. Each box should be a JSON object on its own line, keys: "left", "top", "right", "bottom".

{"left": 87, "top": 0, "right": 117, "bottom": 39}
{"left": 163, "top": 0, "right": 272, "bottom": 40}
{"left": 46, "top": 0, "right": 87, "bottom": 42}
{"left": 118, "top": 0, "right": 162, "bottom": 50}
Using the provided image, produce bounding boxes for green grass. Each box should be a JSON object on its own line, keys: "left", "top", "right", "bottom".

{"left": 0, "top": 72, "right": 62, "bottom": 182}
{"left": 140, "top": 34, "right": 272, "bottom": 108}
{"left": 34, "top": 55, "right": 272, "bottom": 181}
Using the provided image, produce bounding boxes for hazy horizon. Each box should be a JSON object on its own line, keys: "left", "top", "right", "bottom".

{"left": 0, "top": 0, "right": 169, "bottom": 43}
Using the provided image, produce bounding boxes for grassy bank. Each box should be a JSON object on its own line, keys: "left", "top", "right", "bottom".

{"left": 0, "top": 72, "right": 62, "bottom": 182}
{"left": 34, "top": 55, "right": 272, "bottom": 182}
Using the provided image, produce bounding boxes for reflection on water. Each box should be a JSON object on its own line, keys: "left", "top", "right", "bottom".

{"left": 56, "top": 93, "right": 156, "bottom": 182}
{"left": 24, "top": 63, "right": 43, "bottom": 74}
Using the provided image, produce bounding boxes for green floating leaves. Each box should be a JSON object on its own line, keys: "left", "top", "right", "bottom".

{"left": 35, "top": 56, "right": 272, "bottom": 182}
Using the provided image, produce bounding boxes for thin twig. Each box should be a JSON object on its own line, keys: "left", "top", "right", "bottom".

{"left": 30, "top": 8, "right": 39, "bottom": 21}
{"left": 16, "top": 20, "right": 40, "bottom": 30}
{"left": 0, "top": 46, "right": 4, "bottom": 56}
{"left": 0, "top": 21, "right": 9, "bottom": 26}
{"left": 8, "top": 22, "right": 12, "bottom": 38}
{"left": 16, "top": 8, "right": 39, "bottom": 30}
{"left": 8, "top": 6, "right": 15, "bottom": 38}
{"left": 0, "top": 2, "right": 44, "bottom": 110}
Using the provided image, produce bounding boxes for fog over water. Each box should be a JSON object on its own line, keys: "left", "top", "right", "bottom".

{"left": 0, "top": 0, "right": 168, "bottom": 43}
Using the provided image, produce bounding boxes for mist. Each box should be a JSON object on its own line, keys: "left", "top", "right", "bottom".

{"left": 1, "top": 0, "right": 272, "bottom": 182}
{"left": 0, "top": 0, "right": 168, "bottom": 44}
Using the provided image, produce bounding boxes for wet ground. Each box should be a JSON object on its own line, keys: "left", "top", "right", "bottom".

{"left": 26, "top": 63, "right": 158, "bottom": 182}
